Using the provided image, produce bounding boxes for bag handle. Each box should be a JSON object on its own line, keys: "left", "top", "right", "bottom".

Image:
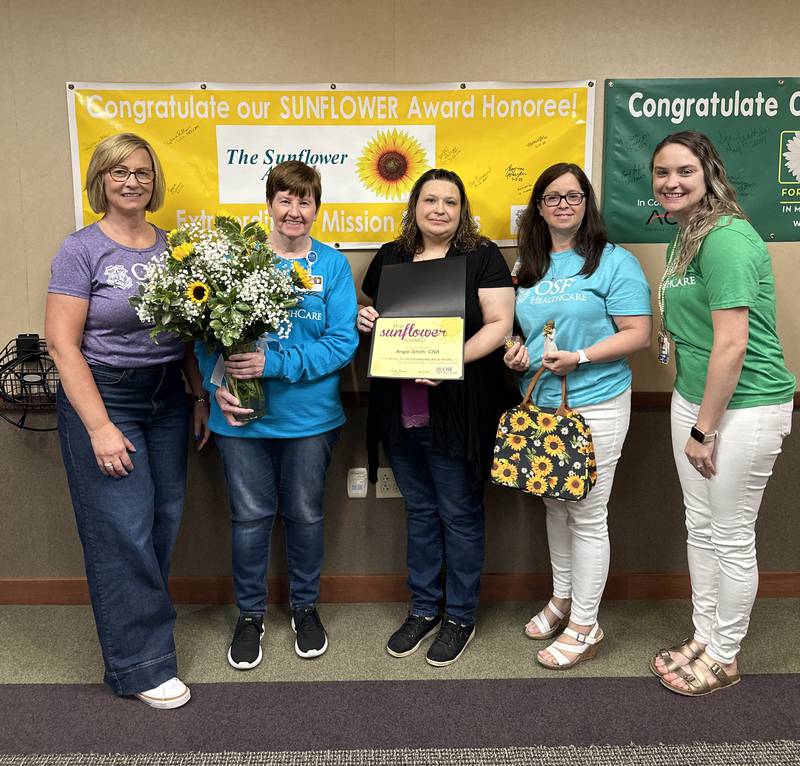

{"left": 521, "top": 365, "right": 571, "bottom": 416}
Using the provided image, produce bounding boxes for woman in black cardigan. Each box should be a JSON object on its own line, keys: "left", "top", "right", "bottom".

{"left": 357, "top": 168, "right": 514, "bottom": 666}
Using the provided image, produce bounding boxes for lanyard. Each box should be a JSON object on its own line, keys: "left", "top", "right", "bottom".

{"left": 656, "top": 229, "right": 683, "bottom": 365}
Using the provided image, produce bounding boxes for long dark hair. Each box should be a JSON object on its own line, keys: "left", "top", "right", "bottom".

{"left": 515, "top": 163, "right": 608, "bottom": 287}
{"left": 397, "top": 168, "right": 485, "bottom": 256}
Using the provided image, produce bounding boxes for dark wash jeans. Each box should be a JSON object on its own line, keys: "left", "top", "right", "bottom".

{"left": 384, "top": 426, "right": 485, "bottom": 624}
{"left": 215, "top": 428, "right": 340, "bottom": 614}
{"left": 57, "top": 362, "right": 188, "bottom": 696}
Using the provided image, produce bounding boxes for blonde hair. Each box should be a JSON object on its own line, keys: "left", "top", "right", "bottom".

{"left": 85, "top": 133, "right": 166, "bottom": 213}
{"left": 651, "top": 131, "right": 747, "bottom": 273}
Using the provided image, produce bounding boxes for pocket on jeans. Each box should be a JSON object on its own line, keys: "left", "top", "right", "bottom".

{"left": 780, "top": 402, "right": 793, "bottom": 438}
{"left": 89, "top": 365, "right": 127, "bottom": 385}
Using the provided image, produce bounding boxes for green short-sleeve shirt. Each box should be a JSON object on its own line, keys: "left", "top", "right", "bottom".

{"left": 663, "top": 217, "right": 796, "bottom": 408}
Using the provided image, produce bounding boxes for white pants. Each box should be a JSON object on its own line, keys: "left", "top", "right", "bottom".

{"left": 544, "top": 388, "right": 631, "bottom": 626}
{"left": 671, "top": 391, "right": 793, "bottom": 664}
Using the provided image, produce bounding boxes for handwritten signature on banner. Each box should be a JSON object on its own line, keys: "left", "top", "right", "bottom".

{"left": 438, "top": 146, "right": 462, "bottom": 163}
{"left": 469, "top": 168, "right": 492, "bottom": 189}
{"left": 166, "top": 125, "right": 200, "bottom": 146}
{"left": 504, "top": 165, "right": 527, "bottom": 182}
{"left": 716, "top": 128, "right": 769, "bottom": 155}
{"left": 621, "top": 164, "right": 647, "bottom": 185}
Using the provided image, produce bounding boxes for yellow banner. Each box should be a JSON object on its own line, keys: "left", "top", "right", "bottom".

{"left": 67, "top": 82, "right": 595, "bottom": 248}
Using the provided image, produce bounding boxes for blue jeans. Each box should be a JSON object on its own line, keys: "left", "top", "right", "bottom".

{"left": 215, "top": 428, "right": 340, "bottom": 614}
{"left": 57, "top": 362, "right": 189, "bottom": 696}
{"left": 384, "top": 427, "right": 485, "bottom": 624}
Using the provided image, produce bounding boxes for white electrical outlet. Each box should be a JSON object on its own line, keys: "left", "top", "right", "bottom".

{"left": 347, "top": 467, "right": 368, "bottom": 498}
{"left": 376, "top": 467, "right": 403, "bottom": 498}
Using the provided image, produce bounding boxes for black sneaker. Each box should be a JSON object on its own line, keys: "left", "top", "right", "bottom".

{"left": 291, "top": 606, "right": 328, "bottom": 658}
{"left": 387, "top": 613, "right": 442, "bottom": 658}
{"left": 425, "top": 618, "right": 475, "bottom": 667}
{"left": 227, "top": 613, "right": 265, "bottom": 670}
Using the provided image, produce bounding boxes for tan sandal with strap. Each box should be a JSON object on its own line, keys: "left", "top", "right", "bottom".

{"left": 524, "top": 600, "right": 570, "bottom": 640}
{"left": 660, "top": 650, "right": 741, "bottom": 697}
{"left": 649, "top": 637, "right": 705, "bottom": 678}
{"left": 536, "top": 624, "right": 604, "bottom": 670}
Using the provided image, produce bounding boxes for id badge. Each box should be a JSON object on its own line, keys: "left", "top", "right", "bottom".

{"left": 658, "top": 330, "right": 671, "bottom": 365}
{"left": 309, "top": 274, "right": 324, "bottom": 292}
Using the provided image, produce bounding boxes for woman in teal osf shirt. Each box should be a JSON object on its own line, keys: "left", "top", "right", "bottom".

{"left": 504, "top": 162, "right": 651, "bottom": 669}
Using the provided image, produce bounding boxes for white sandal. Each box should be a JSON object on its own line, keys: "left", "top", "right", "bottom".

{"left": 536, "top": 624, "right": 604, "bottom": 670}
{"left": 524, "top": 600, "right": 570, "bottom": 640}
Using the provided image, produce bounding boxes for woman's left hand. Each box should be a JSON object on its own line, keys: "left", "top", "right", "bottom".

{"left": 542, "top": 350, "right": 580, "bottom": 376}
{"left": 684, "top": 438, "right": 716, "bottom": 479}
{"left": 224, "top": 349, "right": 265, "bottom": 379}
{"left": 193, "top": 399, "right": 211, "bottom": 450}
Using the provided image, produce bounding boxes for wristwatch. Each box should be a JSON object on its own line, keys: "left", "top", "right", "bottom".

{"left": 193, "top": 395, "right": 209, "bottom": 405}
{"left": 576, "top": 349, "right": 590, "bottom": 366}
{"left": 690, "top": 425, "right": 718, "bottom": 444}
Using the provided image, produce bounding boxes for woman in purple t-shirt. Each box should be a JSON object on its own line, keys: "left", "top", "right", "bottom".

{"left": 46, "top": 134, "right": 209, "bottom": 709}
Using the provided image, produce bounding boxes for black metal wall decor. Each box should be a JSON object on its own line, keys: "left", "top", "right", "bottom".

{"left": 0, "top": 335, "right": 59, "bottom": 431}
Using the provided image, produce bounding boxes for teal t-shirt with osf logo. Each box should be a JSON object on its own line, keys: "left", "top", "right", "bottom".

{"left": 516, "top": 244, "right": 652, "bottom": 408}
{"left": 663, "top": 217, "right": 796, "bottom": 408}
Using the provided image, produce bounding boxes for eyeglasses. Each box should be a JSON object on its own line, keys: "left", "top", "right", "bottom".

{"left": 108, "top": 166, "right": 155, "bottom": 184}
{"left": 539, "top": 192, "right": 585, "bottom": 207}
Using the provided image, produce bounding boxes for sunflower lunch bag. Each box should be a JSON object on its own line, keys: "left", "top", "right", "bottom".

{"left": 491, "top": 365, "right": 596, "bottom": 500}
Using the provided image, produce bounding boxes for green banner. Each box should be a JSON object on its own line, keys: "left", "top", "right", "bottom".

{"left": 602, "top": 78, "right": 800, "bottom": 243}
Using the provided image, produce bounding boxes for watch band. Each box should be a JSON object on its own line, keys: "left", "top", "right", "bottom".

{"left": 576, "top": 349, "right": 590, "bottom": 365}
{"left": 690, "top": 425, "right": 717, "bottom": 444}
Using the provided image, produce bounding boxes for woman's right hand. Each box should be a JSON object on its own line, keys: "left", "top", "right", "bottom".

{"left": 89, "top": 421, "right": 136, "bottom": 477}
{"left": 503, "top": 341, "right": 530, "bottom": 372}
{"left": 357, "top": 305, "right": 379, "bottom": 334}
{"left": 215, "top": 385, "right": 253, "bottom": 427}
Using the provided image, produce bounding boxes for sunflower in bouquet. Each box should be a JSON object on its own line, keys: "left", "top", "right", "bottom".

{"left": 130, "top": 211, "right": 312, "bottom": 420}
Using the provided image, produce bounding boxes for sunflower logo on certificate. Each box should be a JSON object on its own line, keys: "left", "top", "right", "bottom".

{"left": 357, "top": 129, "right": 429, "bottom": 199}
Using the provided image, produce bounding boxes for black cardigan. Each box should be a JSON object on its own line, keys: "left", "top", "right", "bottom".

{"left": 362, "top": 239, "right": 514, "bottom": 483}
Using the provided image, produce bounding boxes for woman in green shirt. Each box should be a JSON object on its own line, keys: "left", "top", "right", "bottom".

{"left": 649, "top": 131, "right": 795, "bottom": 697}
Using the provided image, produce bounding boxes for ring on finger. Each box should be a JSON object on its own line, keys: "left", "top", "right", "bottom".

{"left": 104, "top": 462, "right": 113, "bottom": 468}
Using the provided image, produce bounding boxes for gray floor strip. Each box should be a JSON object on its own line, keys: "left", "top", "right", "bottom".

{"left": 2, "top": 741, "right": 800, "bottom": 766}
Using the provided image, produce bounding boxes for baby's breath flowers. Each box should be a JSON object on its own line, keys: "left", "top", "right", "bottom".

{"left": 130, "top": 212, "right": 308, "bottom": 350}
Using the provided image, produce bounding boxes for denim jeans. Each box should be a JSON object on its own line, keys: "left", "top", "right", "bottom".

{"left": 57, "top": 362, "right": 189, "bottom": 696}
{"left": 384, "top": 427, "right": 485, "bottom": 625}
{"left": 671, "top": 391, "right": 793, "bottom": 663}
{"left": 543, "top": 388, "right": 631, "bottom": 626}
{"left": 215, "top": 428, "right": 340, "bottom": 614}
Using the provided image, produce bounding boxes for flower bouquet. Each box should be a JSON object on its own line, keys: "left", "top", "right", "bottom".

{"left": 131, "top": 212, "right": 312, "bottom": 421}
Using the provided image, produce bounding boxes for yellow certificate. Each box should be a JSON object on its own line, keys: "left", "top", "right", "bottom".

{"left": 369, "top": 317, "right": 464, "bottom": 380}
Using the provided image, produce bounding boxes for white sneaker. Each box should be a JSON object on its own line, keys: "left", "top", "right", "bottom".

{"left": 134, "top": 677, "right": 191, "bottom": 709}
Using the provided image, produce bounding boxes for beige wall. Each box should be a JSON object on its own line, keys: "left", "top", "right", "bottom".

{"left": 1, "top": 0, "right": 798, "bottom": 580}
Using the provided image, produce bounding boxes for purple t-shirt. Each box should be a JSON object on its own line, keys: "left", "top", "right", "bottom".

{"left": 48, "top": 222, "right": 184, "bottom": 367}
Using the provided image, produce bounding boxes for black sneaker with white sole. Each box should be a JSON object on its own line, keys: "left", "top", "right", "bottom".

{"left": 227, "top": 613, "right": 265, "bottom": 670}
{"left": 425, "top": 618, "right": 475, "bottom": 666}
{"left": 387, "top": 613, "right": 442, "bottom": 657}
{"left": 291, "top": 606, "right": 328, "bottom": 658}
